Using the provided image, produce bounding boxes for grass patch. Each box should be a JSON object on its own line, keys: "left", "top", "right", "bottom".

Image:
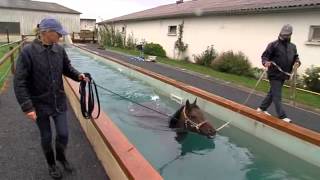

{"left": 105, "top": 47, "right": 320, "bottom": 109}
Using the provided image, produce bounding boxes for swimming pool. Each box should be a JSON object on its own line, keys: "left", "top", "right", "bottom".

{"left": 66, "top": 47, "right": 320, "bottom": 180}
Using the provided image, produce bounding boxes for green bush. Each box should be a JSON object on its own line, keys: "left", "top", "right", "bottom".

{"left": 144, "top": 43, "right": 166, "bottom": 57}
{"left": 99, "top": 24, "right": 115, "bottom": 47}
{"left": 126, "top": 33, "right": 136, "bottom": 50}
{"left": 251, "top": 67, "right": 266, "bottom": 79}
{"left": 114, "top": 30, "right": 124, "bottom": 48}
{"left": 211, "top": 51, "right": 254, "bottom": 77}
{"left": 193, "top": 45, "right": 218, "bottom": 67}
{"left": 303, "top": 66, "right": 320, "bottom": 92}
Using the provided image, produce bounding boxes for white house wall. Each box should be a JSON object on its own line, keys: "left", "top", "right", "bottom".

{"left": 111, "top": 10, "right": 320, "bottom": 71}
{"left": 0, "top": 8, "right": 80, "bottom": 35}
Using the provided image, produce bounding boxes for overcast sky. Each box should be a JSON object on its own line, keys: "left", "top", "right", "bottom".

{"left": 36, "top": 0, "right": 177, "bottom": 22}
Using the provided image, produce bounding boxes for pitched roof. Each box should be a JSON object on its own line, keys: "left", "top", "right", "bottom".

{"left": 100, "top": 0, "right": 320, "bottom": 24}
{"left": 0, "top": 0, "right": 81, "bottom": 14}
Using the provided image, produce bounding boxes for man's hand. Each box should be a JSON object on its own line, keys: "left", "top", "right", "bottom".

{"left": 264, "top": 61, "right": 272, "bottom": 68}
{"left": 294, "top": 61, "right": 301, "bottom": 68}
{"left": 79, "top": 73, "right": 90, "bottom": 82}
{"left": 26, "top": 111, "right": 37, "bottom": 122}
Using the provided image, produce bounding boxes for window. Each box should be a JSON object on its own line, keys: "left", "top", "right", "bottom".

{"left": 168, "top": 26, "right": 177, "bottom": 36}
{"left": 121, "top": 26, "right": 126, "bottom": 34}
{"left": 309, "top": 26, "right": 320, "bottom": 42}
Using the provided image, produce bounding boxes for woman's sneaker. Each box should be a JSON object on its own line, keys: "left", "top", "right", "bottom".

{"left": 281, "top": 118, "right": 292, "bottom": 123}
{"left": 256, "top": 108, "right": 271, "bottom": 115}
{"left": 48, "top": 165, "right": 62, "bottom": 179}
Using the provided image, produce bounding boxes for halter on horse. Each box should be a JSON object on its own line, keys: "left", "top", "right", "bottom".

{"left": 170, "top": 99, "right": 216, "bottom": 138}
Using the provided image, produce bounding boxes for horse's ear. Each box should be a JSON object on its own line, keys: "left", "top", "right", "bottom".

{"left": 186, "top": 100, "right": 190, "bottom": 109}
{"left": 193, "top": 98, "right": 197, "bottom": 105}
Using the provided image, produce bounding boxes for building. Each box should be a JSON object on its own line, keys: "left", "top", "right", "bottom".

{"left": 98, "top": 0, "right": 320, "bottom": 71}
{"left": 0, "top": 0, "right": 81, "bottom": 42}
{"left": 80, "top": 18, "right": 96, "bottom": 31}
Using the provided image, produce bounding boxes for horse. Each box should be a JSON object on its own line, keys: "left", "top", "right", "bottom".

{"left": 169, "top": 99, "right": 216, "bottom": 139}
{"left": 128, "top": 98, "right": 216, "bottom": 138}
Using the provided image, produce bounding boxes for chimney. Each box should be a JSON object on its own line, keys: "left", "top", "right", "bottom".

{"left": 176, "top": 0, "right": 184, "bottom": 4}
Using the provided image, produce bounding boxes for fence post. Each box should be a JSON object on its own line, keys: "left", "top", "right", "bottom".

{"left": 6, "top": 29, "right": 10, "bottom": 43}
{"left": 9, "top": 46, "right": 15, "bottom": 74}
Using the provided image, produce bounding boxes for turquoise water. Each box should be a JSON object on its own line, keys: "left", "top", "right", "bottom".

{"left": 66, "top": 47, "right": 320, "bottom": 180}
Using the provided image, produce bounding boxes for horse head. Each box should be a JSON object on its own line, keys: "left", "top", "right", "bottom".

{"left": 170, "top": 98, "right": 216, "bottom": 138}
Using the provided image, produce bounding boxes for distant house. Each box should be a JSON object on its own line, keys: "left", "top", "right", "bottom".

{"left": 98, "top": 0, "right": 320, "bottom": 70}
{"left": 0, "top": 0, "right": 81, "bottom": 41}
{"left": 80, "top": 19, "right": 96, "bottom": 31}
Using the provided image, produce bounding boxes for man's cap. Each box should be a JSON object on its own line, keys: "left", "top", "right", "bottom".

{"left": 280, "top": 24, "right": 293, "bottom": 36}
{"left": 39, "top": 17, "right": 68, "bottom": 36}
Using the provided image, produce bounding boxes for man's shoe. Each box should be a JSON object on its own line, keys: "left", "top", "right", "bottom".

{"left": 256, "top": 108, "right": 271, "bottom": 115}
{"left": 48, "top": 165, "right": 62, "bottom": 179}
{"left": 281, "top": 118, "right": 292, "bottom": 123}
{"left": 58, "top": 160, "right": 74, "bottom": 172}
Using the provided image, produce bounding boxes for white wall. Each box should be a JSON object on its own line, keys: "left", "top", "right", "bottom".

{"left": 0, "top": 8, "right": 80, "bottom": 35}
{"left": 80, "top": 20, "right": 96, "bottom": 31}
{"left": 107, "top": 10, "right": 320, "bottom": 71}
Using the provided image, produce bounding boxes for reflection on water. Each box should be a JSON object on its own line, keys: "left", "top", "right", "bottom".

{"left": 66, "top": 47, "right": 320, "bottom": 180}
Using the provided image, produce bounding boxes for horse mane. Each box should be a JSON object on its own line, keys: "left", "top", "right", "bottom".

{"left": 169, "top": 104, "right": 200, "bottom": 128}
{"left": 169, "top": 105, "right": 184, "bottom": 128}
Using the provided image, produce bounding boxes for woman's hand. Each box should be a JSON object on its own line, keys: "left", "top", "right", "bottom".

{"left": 79, "top": 73, "right": 90, "bottom": 82}
{"left": 26, "top": 111, "right": 37, "bottom": 122}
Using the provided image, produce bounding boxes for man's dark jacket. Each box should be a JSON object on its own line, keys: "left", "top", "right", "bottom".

{"left": 14, "top": 39, "right": 81, "bottom": 114}
{"left": 261, "top": 39, "right": 300, "bottom": 80}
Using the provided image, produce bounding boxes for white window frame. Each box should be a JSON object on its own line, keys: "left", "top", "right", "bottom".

{"left": 168, "top": 25, "right": 177, "bottom": 36}
{"left": 309, "top": 26, "right": 320, "bottom": 42}
{"left": 305, "top": 26, "right": 320, "bottom": 46}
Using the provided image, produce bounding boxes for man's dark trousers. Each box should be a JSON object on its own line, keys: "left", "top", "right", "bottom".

{"left": 36, "top": 111, "right": 68, "bottom": 166}
{"left": 259, "top": 80, "right": 287, "bottom": 119}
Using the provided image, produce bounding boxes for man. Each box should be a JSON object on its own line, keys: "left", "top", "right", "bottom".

{"left": 257, "top": 24, "right": 300, "bottom": 123}
{"left": 14, "top": 17, "right": 87, "bottom": 179}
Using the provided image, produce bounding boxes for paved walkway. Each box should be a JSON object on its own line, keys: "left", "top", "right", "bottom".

{"left": 0, "top": 77, "right": 108, "bottom": 179}
{"left": 78, "top": 43, "right": 320, "bottom": 133}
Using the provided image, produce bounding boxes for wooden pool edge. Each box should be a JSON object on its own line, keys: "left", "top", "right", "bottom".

{"left": 74, "top": 44, "right": 320, "bottom": 148}
{"left": 64, "top": 77, "right": 163, "bottom": 180}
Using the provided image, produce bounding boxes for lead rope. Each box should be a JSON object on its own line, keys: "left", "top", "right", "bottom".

{"left": 79, "top": 73, "right": 101, "bottom": 119}
{"left": 289, "top": 63, "right": 299, "bottom": 106}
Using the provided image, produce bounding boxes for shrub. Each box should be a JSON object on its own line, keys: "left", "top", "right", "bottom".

{"left": 114, "top": 30, "right": 124, "bottom": 48}
{"left": 144, "top": 43, "right": 166, "bottom": 57}
{"left": 211, "top": 51, "right": 254, "bottom": 77}
{"left": 303, "top": 66, "right": 320, "bottom": 92}
{"left": 126, "top": 33, "right": 137, "bottom": 50}
{"left": 193, "top": 45, "right": 218, "bottom": 66}
{"left": 251, "top": 67, "right": 266, "bottom": 79}
{"left": 174, "top": 21, "right": 188, "bottom": 59}
{"left": 99, "top": 24, "right": 115, "bottom": 47}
